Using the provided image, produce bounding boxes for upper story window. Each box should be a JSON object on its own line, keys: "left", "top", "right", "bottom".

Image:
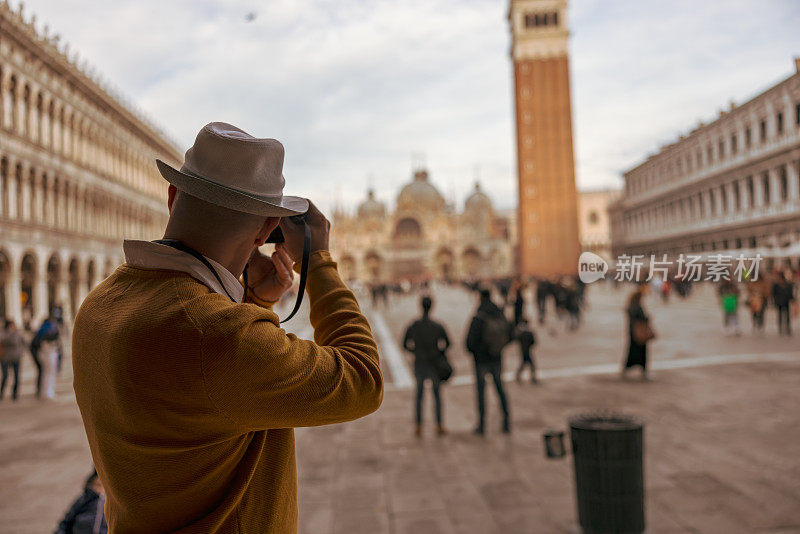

{"left": 745, "top": 127, "right": 752, "bottom": 148}
{"left": 796, "top": 103, "right": 800, "bottom": 126}
{"left": 718, "top": 138, "right": 725, "bottom": 159}
{"left": 746, "top": 176, "right": 754, "bottom": 207}
{"left": 760, "top": 119, "right": 767, "bottom": 142}
{"left": 777, "top": 112, "right": 784, "bottom": 135}
{"left": 762, "top": 172, "right": 771, "bottom": 203}
{"left": 707, "top": 144, "right": 713, "bottom": 163}
{"left": 525, "top": 11, "right": 559, "bottom": 28}
{"left": 731, "top": 134, "right": 737, "bottom": 154}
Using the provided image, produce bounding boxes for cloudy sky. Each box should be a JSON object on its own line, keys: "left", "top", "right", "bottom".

{"left": 15, "top": 0, "right": 800, "bottom": 213}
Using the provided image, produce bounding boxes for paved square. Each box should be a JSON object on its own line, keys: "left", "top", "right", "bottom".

{"left": 1, "top": 283, "right": 799, "bottom": 533}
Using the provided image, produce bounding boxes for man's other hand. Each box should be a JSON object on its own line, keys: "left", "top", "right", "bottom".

{"left": 247, "top": 245, "right": 294, "bottom": 302}
{"left": 280, "top": 201, "right": 330, "bottom": 262}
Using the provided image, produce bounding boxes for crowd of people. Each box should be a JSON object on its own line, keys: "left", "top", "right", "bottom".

{"left": 399, "top": 266, "right": 799, "bottom": 434}
{"left": 0, "top": 309, "right": 65, "bottom": 402}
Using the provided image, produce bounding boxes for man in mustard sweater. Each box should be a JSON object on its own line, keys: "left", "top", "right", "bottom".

{"left": 72, "top": 122, "right": 383, "bottom": 533}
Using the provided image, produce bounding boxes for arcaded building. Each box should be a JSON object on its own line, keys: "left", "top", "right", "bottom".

{"left": 610, "top": 59, "right": 800, "bottom": 261}
{"left": 329, "top": 169, "right": 516, "bottom": 283}
{"left": 0, "top": 3, "right": 182, "bottom": 326}
{"left": 508, "top": 0, "right": 580, "bottom": 276}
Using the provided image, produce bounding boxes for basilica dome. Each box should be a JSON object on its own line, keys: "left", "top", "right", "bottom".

{"left": 396, "top": 169, "right": 446, "bottom": 212}
{"left": 357, "top": 189, "right": 387, "bottom": 219}
{"left": 464, "top": 182, "right": 493, "bottom": 214}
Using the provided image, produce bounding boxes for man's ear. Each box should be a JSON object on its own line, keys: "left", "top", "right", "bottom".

{"left": 254, "top": 217, "right": 281, "bottom": 246}
{"left": 167, "top": 185, "right": 178, "bottom": 213}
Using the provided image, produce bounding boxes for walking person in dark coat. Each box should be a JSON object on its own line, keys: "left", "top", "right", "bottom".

{"left": 403, "top": 296, "right": 451, "bottom": 437}
{"left": 55, "top": 469, "right": 107, "bottom": 534}
{"left": 466, "top": 289, "right": 512, "bottom": 435}
{"left": 1, "top": 320, "right": 27, "bottom": 401}
{"left": 514, "top": 317, "right": 537, "bottom": 384}
{"left": 772, "top": 272, "right": 796, "bottom": 336}
{"left": 512, "top": 281, "right": 526, "bottom": 326}
{"left": 621, "top": 286, "right": 653, "bottom": 381}
{"left": 535, "top": 279, "right": 549, "bottom": 325}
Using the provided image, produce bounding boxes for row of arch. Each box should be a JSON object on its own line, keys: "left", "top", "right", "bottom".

{"left": 0, "top": 151, "right": 167, "bottom": 240}
{"left": 0, "top": 60, "right": 173, "bottom": 199}
{"left": 0, "top": 246, "right": 121, "bottom": 327}
{"left": 338, "top": 246, "right": 508, "bottom": 282}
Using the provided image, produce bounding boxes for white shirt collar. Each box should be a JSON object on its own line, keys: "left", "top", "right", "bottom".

{"left": 123, "top": 240, "right": 244, "bottom": 303}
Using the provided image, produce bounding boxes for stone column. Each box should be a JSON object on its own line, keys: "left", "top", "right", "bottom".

{"left": 51, "top": 101, "right": 62, "bottom": 155}
{"left": 32, "top": 169, "right": 43, "bottom": 224}
{"left": 62, "top": 107, "right": 72, "bottom": 157}
{"left": 6, "top": 156, "right": 17, "bottom": 220}
{"left": 46, "top": 175, "right": 56, "bottom": 227}
{"left": 40, "top": 93, "right": 51, "bottom": 148}
{"left": 703, "top": 189, "right": 713, "bottom": 217}
{"left": 20, "top": 161, "right": 31, "bottom": 222}
{"left": 15, "top": 79, "right": 26, "bottom": 136}
{"left": 28, "top": 85, "right": 39, "bottom": 142}
{"left": 739, "top": 179, "right": 750, "bottom": 211}
{"left": 769, "top": 167, "right": 781, "bottom": 204}
{"left": 788, "top": 160, "right": 800, "bottom": 200}
{"left": 5, "top": 261, "right": 23, "bottom": 326}
{"left": 754, "top": 175, "right": 765, "bottom": 207}
{"left": 35, "top": 251, "right": 49, "bottom": 322}
{"left": 0, "top": 68, "right": 10, "bottom": 130}
{"left": 57, "top": 179, "right": 68, "bottom": 229}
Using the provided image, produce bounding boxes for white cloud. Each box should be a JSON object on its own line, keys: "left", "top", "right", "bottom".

{"left": 14, "top": 0, "right": 800, "bottom": 214}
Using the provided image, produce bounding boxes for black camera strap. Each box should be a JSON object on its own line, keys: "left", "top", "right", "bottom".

{"left": 153, "top": 220, "right": 310, "bottom": 323}
{"left": 153, "top": 239, "right": 239, "bottom": 302}
{"left": 279, "top": 222, "right": 311, "bottom": 323}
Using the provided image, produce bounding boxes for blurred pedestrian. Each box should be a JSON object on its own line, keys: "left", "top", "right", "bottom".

{"left": 34, "top": 313, "right": 61, "bottom": 400}
{"left": 660, "top": 278, "right": 671, "bottom": 303}
{"left": 1, "top": 320, "right": 26, "bottom": 401}
{"left": 745, "top": 277, "right": 769, "bottom": 333}
{"left": 466, "top": 288, "right": 512, "bottom": 434}
{"left": 564, "top": 280, "right": 581, "bottom": 331}
{"left": 403, "top": 296, "right": 451, "bottom": 437}
{"left": 718, "top": 280, "right": 741, "bottom": 336}
{"left": 535, "top": 279, "right": 549, "bottom": 324}
{"left": 621, "top": 286, "right": 654, "bottom": 381}
{"left": 55, "top": 469, "right": 107, "bottom": 534}
{"left": 772, "top": 272, "right": 796, "bottom": 336}
{"left": 512, "top": 281, "right": 525, "bottom": 325}
{"left": 514, "top": 317, "right": 537, "bottom": 384}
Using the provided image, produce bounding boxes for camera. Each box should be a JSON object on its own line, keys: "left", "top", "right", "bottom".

{"left": 266, "top": 213, "right": 307, "bottom": 244}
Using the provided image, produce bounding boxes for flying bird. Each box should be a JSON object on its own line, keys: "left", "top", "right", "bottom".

{"left": 245, "top": 11, "right": 258, "bottom": 22}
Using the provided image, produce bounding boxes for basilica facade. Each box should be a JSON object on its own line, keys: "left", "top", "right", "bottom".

{"left": 0, "top": 2, "right": 182, "bottom": 326}
{"left": 330, "top": 168, "right": 516, "bottom": 283}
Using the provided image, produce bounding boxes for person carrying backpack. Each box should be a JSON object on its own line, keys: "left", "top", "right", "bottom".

{"left": 466, "top": 288, "right": 512, "bottom": 435}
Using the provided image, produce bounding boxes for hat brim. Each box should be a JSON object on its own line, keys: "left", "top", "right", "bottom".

{"left": 156, "top": 159, "right": 309, "bottom": 217}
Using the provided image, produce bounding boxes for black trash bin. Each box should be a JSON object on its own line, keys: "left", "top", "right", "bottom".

{"left": 569, "top": 413, "right": 644, "bottom": 534}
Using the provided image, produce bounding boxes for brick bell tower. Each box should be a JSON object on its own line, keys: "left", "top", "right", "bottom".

{"left": 509, "top": 0, "right": 580, "bottom": 276}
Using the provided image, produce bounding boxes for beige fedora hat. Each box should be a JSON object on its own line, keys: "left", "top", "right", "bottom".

{"left": 156, "top": 122, "right": 309, "bottom": 217}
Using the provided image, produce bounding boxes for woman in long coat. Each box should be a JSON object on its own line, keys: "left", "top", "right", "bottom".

{"left": 622, "top": 286, "right": 652, "bottom": 380}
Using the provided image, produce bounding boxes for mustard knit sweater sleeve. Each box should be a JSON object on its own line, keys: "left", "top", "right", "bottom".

{"left": 199, "top": 251, "right": 383, "bottom": 430}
